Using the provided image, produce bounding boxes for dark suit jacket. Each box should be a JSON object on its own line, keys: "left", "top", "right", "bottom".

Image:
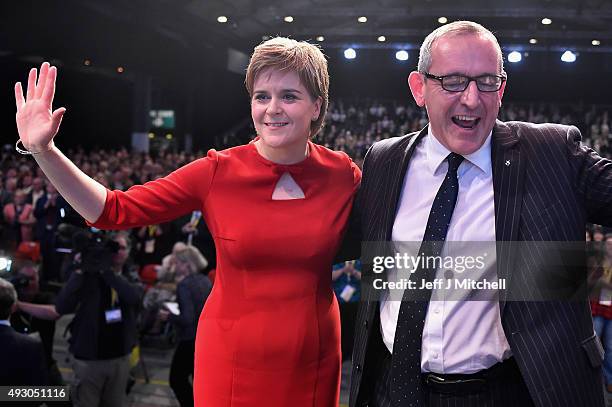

{"left": 348, "top": 121, "right": 612, "bottom": 407}
{"left": 0, "top": 324, "right": 48, "bottom": 385}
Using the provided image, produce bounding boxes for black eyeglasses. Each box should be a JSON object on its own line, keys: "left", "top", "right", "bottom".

{"left": 422, "top": 72, "right": 506, "bottom": 92}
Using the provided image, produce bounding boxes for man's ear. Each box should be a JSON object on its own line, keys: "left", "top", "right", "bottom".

{"left": 408, "top": 71, "right": 426, "bottom": 107}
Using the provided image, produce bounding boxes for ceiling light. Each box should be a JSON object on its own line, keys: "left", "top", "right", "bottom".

{"left": 217, "top": 16, "right": 228, "bottom": 23}
{"left": 344, "top": 48, "right": 356, "bottom": 60}
{"left": 438, "top": 17, "right": 448, "bottom": 24}
{"left": 284, "top": 16, "right": 294, "bottom": 23}
{"left": 358, "top": 16, "right": 367, "bottom": 23}
{"left": 541, "top": 18, "right": 552, "bottom": 25}
{"left": 507, "top": 51, "right": 522, "bottom": 63}
{"left": 378, "top": 36, "right": 386, "bottom": 42}
{"left": 529, "top": 38, "right": 537, "bottom": 44}
{"left": 561, "top": 50, "right": 576, "bottom": 63}
{"left": 395, "top": 50, "right": 409, "bottom": 61}
{"left": 316, "top": 36, "right": 325, "bottom": 42}
{"left": 592, "top": 39, "right": 601, "bottom": 46}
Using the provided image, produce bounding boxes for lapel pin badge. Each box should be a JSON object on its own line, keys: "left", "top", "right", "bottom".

{"left": 505, "top": 160, "right": 511, "bottom": 166}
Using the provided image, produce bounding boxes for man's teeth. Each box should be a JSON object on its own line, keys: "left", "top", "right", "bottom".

{"left": 266, "top": 123, "right": 288, "bottom": 127}
{"left": 452, "top": 115, "right": 480, "bottom": 128}
{"left": 454, "top": 115, "right": 477, "bottom": 121}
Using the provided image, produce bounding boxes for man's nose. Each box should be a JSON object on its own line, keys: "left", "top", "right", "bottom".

{"left": 459, "top": 80, "right": 480, "bottom": 109}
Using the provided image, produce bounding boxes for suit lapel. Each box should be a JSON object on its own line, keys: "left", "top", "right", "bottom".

{"left": 382, "top": 126, "right": 428, "bottom": 240}
{"left": 491, "top": 120, "right": 525, "bottom": 312}
{"left": 363, "top": 127, "right": 426, "bottom": 304}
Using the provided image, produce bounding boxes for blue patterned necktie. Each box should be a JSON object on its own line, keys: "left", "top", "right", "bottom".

{"left": 390, "top": 152, "right": 464, "bottom": 406}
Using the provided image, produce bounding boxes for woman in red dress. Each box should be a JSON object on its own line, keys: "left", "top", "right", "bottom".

{"left": 15, "top": 37, "right": 360, "bottom": 406}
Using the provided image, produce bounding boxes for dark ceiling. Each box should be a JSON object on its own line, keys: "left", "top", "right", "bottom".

{"left": 2, "top": 0, "right": 611, "bottom": 74}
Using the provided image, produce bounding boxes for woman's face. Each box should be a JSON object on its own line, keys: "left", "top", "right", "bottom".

{"left": 251, "top": 69, "right": 321, "bottom": 155}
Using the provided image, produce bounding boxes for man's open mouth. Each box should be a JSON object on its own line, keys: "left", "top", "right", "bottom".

{"left": 265, "top": 122, "right": 288, "bottom": 127}
{"left": 452, "top": 115, "right": 480, "bottom": 129}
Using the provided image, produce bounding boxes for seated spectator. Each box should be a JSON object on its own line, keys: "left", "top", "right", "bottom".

{"left": 3, "top": 189, "right": 35, "bottom": 248}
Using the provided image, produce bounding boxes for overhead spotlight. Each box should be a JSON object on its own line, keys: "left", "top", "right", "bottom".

{"left": 541, "top": 18, "right": 552, "bottom": 25}
{"left": 284, "top": 16, "right": 294, "bottom": 23}
{"left": 358, "top": 16, "right": 367, "bottom": 23}
{"left": 529, "top": 38, "right": 537, "bottom": 44}
{"left": 377, "top": 35, "right": 386, "bottom": 42}
{"left": 316, "top": 36, "right": 325, "bottom": 42}
{"left": 217, "top": 16, "right": 228, "bottom": 23}
{"left": 344, "top": 48, "right": 356, "bottom": 60}
{"left": 148, "top": 133, "right": 155, "bottom": 139}
{"left": 438, "top": 17, "right": 448, "bottom": 24}
{"left": 592, "top": 39, "right": 601, "bottom": 46}
{"left": 117, "top": 66, "right": 124, "bottom": 73}
{"left": 561, "top": 50, "right": 576, "bottom": 63}
{"left": 507, "top": 51, "right": 522, "bottom": 63}
{"left": 395, "top": 50, "right": 409, "bottom": 61}
{"left": 83, "top": 59, "right": 92, "bottom": 66}
{"left": 165, "top": 134, "right": 173, "bottom": 140}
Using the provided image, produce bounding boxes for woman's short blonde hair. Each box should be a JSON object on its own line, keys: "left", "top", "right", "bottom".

{"left": 245, "top": 37, "right": 329, "bottom": 137}
{"left": 174, "top": 246, "right": 208, "bottom": 274}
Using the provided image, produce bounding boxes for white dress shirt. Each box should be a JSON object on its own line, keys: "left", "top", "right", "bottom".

{"left": 380, "top": 128, "right": 512, "bottom": 374}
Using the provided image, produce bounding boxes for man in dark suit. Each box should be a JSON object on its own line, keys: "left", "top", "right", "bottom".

{"left": 348, "top": 21, "right": 612, "bottom": 407}
{"left": 0, "top": 277, "right": 48, "bottom": 386}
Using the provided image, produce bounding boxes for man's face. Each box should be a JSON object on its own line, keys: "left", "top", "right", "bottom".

{"left": 112, "top": 236, "right": 130, "bottom": 267}
{"left": 32, "top": 178, "right": 44, "bottom": 192}
{"left": 409, "top": 34, "right": 506, "bottom": 155}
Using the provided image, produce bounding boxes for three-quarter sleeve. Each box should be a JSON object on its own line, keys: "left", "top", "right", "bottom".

{"left": 89, "top": 150, "right": 219, "bottom": 230}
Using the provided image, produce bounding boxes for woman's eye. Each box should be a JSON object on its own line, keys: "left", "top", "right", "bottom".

{"left": 254, "top": 94, "right": 269, "bottom": 101}
{"left": 283, "top": 94, "right": 297, "bottom": 101}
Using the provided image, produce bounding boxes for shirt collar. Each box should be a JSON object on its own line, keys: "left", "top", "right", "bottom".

{"left": 0, "top": 320, "right": 10, "bottom": 327}
{"left": 426, "top": 127, "right": 493, "bottom": 176}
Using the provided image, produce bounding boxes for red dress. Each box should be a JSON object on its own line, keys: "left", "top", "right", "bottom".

{"left": 91, "top": 141, "right": 361, "bottom": 406}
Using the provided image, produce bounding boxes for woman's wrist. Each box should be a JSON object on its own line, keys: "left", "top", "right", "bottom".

{"left": 15, "top": 139, "right": 55, "bottom": 155}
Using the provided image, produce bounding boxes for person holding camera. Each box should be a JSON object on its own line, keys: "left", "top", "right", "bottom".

{"left": 54, "top": 231, "right": 143, "bottom": 407}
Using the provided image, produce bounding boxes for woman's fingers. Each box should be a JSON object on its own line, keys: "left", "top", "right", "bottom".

{"left": 35, "top": 62, "right": 50, "bottom": 99}
{"left": 50, "top": 107, "right": 66, "bottom": 136}
{"left": 42, "top": 66, "right": 57, "bottom": 106}
{"left": 15, "top": 82, "right": 25, "bottom": 111}
{"left": 26, "top": 68, "right": 37, "bottom": 102}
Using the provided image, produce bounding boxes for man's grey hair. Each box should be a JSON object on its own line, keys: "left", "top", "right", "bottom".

{"left": 0, "top": 278, "right": 17, "bottom": 319}
{"left": 417, "top": 21, "right": 505, "bottom": 74}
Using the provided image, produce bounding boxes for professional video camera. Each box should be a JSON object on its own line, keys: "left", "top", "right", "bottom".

{"left": 56, "top": 224, "right": 120, "bottom": 274}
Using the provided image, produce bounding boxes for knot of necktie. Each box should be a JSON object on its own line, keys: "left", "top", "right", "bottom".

{"left": 446, "top": 152, "right": 464, "bottom": 173}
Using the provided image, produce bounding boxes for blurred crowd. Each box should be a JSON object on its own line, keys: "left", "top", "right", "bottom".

{"left": 1, "top": 98, "right": 612, "bottom": 405}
